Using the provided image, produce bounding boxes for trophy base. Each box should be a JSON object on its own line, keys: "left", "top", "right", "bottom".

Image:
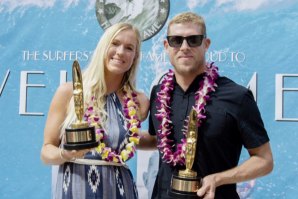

{"left": 64, "top": 126, "right": 98, "bottom": 150}
{"left": 64, "top": 141, "right": 99, "bottom": 150}
{"left": 168, "top": 189, "right": 200, "bottom": 199}
{"left": 168, "top": 173, "right": 201, "bottom": 199}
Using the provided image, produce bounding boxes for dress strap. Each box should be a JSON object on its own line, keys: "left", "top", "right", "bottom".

{"left": 110, "top": 92, "right": 127, "bottom": 130}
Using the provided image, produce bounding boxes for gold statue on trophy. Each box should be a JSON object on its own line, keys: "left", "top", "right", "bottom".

{"left": 168, "top": 108, "right": 201, "bottom": 198}
{"left": 64, "top": 60, "right": 98, "bottom": 150}
{"left": 179, "top": 118, "right": 197, "bottom": 177}
{"left": 71, "top": 62, "right": 88, "bottom": 128}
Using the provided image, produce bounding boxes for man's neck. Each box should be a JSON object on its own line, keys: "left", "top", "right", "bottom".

{"left": 175, "top": 67, "right": 206, "bottom": 91}
{"left": 175, "top": 75, "right": 195, "bottom": 91}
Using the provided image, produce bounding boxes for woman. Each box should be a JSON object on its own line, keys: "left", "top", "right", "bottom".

{"left": 41, "top": 23, "right": 149, "bottom": 199}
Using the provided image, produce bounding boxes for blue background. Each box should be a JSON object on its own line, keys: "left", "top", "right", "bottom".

{"left": 0, "top": 0, "right": 298, "bottom": 198}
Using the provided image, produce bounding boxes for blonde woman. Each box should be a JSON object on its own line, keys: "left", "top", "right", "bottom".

{"left": 41, "top": 23, "right": 149, "bottom": 199}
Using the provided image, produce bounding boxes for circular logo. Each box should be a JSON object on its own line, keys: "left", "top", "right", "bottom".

{"left": 95, "top": 0, "right": 170, "bottom": 41}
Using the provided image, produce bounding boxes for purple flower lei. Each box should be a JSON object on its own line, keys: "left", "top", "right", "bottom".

{"left": 84, "top": 89, "right": 141, "bottom": 163}
{"left": 155, "top": 63, "right": 219, "bottom": 166}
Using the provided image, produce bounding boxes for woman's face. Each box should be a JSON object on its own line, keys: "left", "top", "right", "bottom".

{"left": 105, "top": 29, "right": 138, "bottom": 76}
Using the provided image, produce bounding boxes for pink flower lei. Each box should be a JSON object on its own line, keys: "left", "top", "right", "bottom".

{"left": 84, "top": 89, "right": 141, "bottom": 164}
{"left": 155, "top": 63, "right": 219, "bottom": 166}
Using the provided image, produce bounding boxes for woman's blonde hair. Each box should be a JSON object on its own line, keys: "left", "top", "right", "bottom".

{"left": 61, "top": 23, "right": 141, "bottom": 134}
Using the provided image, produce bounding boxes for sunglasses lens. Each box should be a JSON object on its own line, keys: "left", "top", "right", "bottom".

{"left": 187, "top": 35, "right": 203, "bottom": 47}
{"left": 167, "top": 36, "right": 183, "bottom": 47}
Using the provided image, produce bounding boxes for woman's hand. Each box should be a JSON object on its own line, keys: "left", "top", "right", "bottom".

{"left": 60, "top": 148, "right": 90, "bottom": 161}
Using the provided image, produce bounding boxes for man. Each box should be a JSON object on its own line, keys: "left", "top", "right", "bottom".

{"left": 145, "top": 12, "right": 273, "bottom": 199}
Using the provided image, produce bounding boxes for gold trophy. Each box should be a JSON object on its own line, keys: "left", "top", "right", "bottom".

{"left": 64, "top": 60, "right": 98, "bottom": 150}
{"left": 168, "top": 108, "right": 202, "bottom": 198}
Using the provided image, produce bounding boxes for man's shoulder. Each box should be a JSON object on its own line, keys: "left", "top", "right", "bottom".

{"left": 215, "top": 76, "right": 251, "bottom": 103}
{"left": 152, "top": 83, "right": 162, "bottom": 91}
{"left": 217, "top": 76, "right": 248, "bottom": 93}
{"left": 149, "top": 84, "right": 161, "bottom": 106}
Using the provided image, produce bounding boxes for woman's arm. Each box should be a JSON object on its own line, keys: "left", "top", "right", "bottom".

{"left": 138, "top": 131, "right": 157, "bottom": 150}
{"left": 136, "top": 91, "right": 149, "bottom": 122}
{"left": 136, "top": 92, "right": 157, "bottom": 150}
{"left": 41, "top": 83, "right": 87, "bottom": 165}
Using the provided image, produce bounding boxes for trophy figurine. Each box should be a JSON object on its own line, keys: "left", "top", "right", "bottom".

{"left": 64, "top": 60, "right": 98, "bottom": 150}
{"left": 168, "top": 108, "right": 202, "bottom": 198}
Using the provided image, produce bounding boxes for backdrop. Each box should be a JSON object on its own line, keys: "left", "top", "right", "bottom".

{"left": 0, "top": 0, "right": 298, "bottom": 198}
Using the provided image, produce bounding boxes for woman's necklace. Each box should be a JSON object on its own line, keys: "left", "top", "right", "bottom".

{"left": 84, "top": 89, "right": 141, "bottom": 164}
{"left": 155, "top": 63, "right": 219, "bottom": 166}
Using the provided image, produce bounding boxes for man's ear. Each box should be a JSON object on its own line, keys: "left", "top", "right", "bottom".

{"left": 204, "top": 38, "right": 211, "bottom": 52}
{"left": 164, "top": 39, "right": 169, "bottom": 48}
{"left": 164, "top": 39, "right": 170, "bottom": 53}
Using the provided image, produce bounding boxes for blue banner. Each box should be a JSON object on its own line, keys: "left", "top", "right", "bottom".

{"left": 0, "top": 0, "right": 298, "bottom": 198}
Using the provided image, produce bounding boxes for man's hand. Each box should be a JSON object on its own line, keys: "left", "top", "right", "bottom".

{"left": 197, "top": 174, "right": 217, "bottom": 199}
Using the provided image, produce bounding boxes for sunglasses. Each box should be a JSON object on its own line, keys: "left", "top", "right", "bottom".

{"left": 166, "top": 35, "right": 206, "bottom": 48}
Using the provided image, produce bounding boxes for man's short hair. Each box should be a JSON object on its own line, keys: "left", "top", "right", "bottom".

{"left": 167, "top": 12, "right": 207, "bottom": 36}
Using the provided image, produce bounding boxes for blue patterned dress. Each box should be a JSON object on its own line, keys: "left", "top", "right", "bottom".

{"left": 52, "top": 93, "right": 138, "bottom": 199}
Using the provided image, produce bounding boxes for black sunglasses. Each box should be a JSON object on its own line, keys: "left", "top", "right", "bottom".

{"left": 166, "top": 35, "right": 206, "bottom": 48}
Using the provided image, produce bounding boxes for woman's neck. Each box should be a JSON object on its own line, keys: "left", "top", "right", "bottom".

{"left": 105, "top": 73, "right": 123, "bottom": 94}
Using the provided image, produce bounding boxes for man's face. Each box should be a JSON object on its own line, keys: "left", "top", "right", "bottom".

{"left": 164, "top": 22, "right": 210, "bottom": 77}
